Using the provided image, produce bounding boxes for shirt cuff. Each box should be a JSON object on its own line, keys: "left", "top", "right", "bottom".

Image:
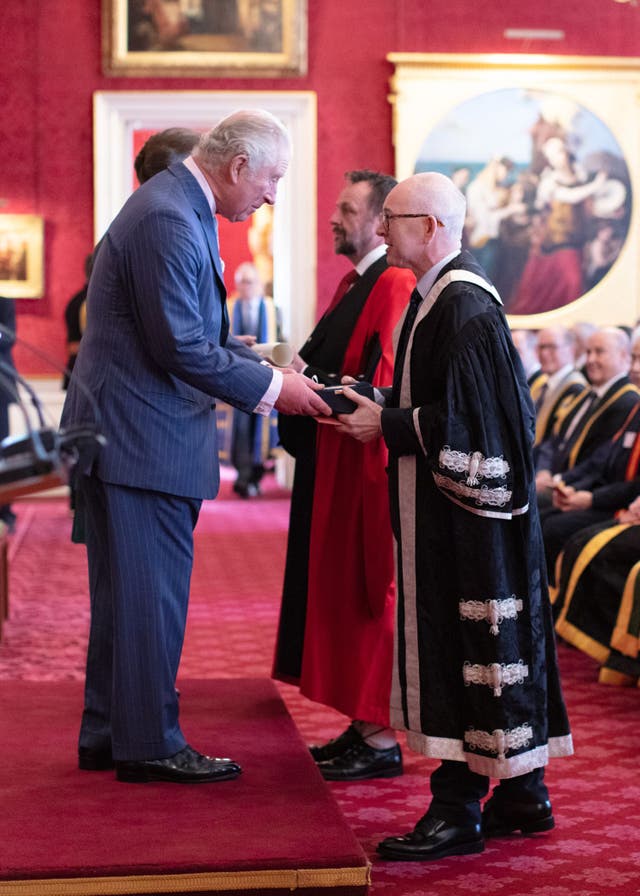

{"left": 373, "top": 387, "right": 386, "bottom": 406}
{"left": 254, "top": 368, "right": 282, "bottom": 416}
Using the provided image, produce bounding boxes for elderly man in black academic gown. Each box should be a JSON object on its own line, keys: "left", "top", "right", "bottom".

{"left": 332, "top": 171, "right": 573, "bottom": 862}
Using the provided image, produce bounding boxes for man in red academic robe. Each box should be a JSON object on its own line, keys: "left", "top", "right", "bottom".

{"left": 273, "top": 170, "right": 415, "bottom": 780}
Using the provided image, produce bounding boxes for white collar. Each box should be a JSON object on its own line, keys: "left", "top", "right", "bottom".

{"left": 416, "top": 250, "right": 460, "bottom": 300}
{"left": 546, "top": 363, "right": 576, "bottom": 391}
{"left": 355, "top": 244, "right": 387, "bottom": 276}
{"left": 593, "top": 372, "right": 627, "bottom": 398}
{"left": 183, "top": 156, "right": 216, "bottom": 215}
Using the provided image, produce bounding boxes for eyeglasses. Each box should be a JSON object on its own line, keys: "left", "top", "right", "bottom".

{"left": 381, "top": 211, "right": 445, "bottom": 233}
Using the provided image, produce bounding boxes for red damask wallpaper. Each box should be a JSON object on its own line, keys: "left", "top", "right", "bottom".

{"left": 0, "top": 1, "right": 638, "bottom": 373}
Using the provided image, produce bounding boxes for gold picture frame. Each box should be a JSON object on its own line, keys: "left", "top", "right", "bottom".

{"left": 388, "top": 53, "right": 640, "bottom": 329}
{"left": 0, "top": 215, "right": 44, "bottom": 299}
{"left": 102, "top": 0, "right": 307, "bottom": 77}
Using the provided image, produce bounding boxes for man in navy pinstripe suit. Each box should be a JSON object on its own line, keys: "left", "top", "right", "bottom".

{"left": 61, "top": 109, "right": 330, "bottom": 783}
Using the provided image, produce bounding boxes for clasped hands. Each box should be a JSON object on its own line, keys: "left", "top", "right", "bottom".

{"left": 551, "top": 479, "right": 593, "bottom": 512}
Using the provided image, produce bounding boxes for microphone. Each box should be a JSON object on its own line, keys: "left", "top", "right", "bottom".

{"left": 0, "top": 324, "right": 104, "bottom": 433}
{"left": 0, "top": 328, "right": 105, "bottom": 501}
{"left": 0, "top": 362, "right": 66, "bottom": 502}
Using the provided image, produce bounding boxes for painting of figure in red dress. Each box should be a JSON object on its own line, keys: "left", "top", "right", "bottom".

{"left": 415, "top": 88, "right": 632, "bottom": 315}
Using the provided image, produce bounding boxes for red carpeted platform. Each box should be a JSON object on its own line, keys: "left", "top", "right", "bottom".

{"left": 0, "top": 678, "right": 369, "bottom": 896}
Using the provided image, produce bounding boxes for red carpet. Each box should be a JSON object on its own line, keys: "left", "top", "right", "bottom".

{"left": 2, "top": 479, "right": 640, "bottom": 894}
{"left": 0, "top": 678, "right": 368, "bottom": 896}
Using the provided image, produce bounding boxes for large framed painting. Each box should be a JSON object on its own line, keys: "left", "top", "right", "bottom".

{"left": 0, "top": 215, "right": 44, "bottom": 299}
{"left": 388, "top": 54, "right": 640, "bottom": 328}
{"left": 102, "top": 0, "right": 307, "bottom": 77}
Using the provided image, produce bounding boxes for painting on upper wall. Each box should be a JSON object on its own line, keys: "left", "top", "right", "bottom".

{"left": 102, "top": 0, "right": 307, "bottom": 77}
{"left": 0, "top": 215, "right": 44, "bottom": 299}
{"left": 388, "top": 54, "right": 640, "bottom": 328}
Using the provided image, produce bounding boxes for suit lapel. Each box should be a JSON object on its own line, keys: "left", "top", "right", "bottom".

{"left": 169, "top": 162, "right": 229, "bottom": 342}
{"left": 169, "top": 162, "right": 226, "bottom": 289}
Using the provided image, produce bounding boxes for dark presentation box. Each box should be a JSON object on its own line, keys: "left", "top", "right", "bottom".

{"left": 320, "top": 382, "right": 375, "bottom": 415}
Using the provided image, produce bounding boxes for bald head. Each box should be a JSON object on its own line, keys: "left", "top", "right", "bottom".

{"left": 390, "top": 173, "right": 466, "bottom": 234}
{"left": 585, "top": 326, "right": 631, "bottom": 387}
{"left": 381, "top": 172, "right": 465, "bottom": 278}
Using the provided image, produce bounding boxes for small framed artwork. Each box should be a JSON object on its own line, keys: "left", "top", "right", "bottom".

{"left": 0, "top": 215, "right": 44, "bottom": 299}
{"left": 102, "top": 0, "right": 307, "bottom": 77}
{"left": 388, "top": 53, "right": 640, "bottom": 328}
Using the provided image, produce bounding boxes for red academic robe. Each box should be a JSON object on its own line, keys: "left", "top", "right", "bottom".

{"left": 298, "top": 266, "right": 414, "bottom": 725}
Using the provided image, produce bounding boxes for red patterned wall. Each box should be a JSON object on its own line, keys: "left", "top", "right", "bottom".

{"left": 0, "top": 1, "right": 638, "bottom": 373}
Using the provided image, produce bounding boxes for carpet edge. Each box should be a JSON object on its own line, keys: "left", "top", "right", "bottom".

{"left": 0, "top": 864, "right": 372, "bottom": 895}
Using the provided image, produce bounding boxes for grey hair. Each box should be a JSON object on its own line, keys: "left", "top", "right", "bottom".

{"left": 600, "top": 325, "right": 631, "bottom": 354}
{"left": 195, "top": 109, "right": 290, "bottom": 173}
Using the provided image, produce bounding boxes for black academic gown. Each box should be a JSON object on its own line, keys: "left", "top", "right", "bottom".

{"left": 381, "top": 251, "right": 573, "bottom": 778}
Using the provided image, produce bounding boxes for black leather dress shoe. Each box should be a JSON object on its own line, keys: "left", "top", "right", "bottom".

{"left": 377, "top": 815, "right": 484, "bottom": 861}
{"left": 317, "top": 739, "right": 403, "bottom": 780}
{"left": 78, "top": 747, "right": 114, "bottom": 771}
{"left": 115, "top": 745, "right": 242, "bottom": 783}
{"left": 482, "top": 797, "right": 554, "bottom": 837}
{"left": 309, "top": 724, "right": 362, "bottom": 762}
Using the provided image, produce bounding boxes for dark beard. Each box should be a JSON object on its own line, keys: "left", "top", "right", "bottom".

{"left": 335, "top": 234, "right": 356, "bottom": 256}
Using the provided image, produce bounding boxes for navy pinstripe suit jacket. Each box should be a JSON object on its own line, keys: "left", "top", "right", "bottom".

{"left": 61, "top": 162, "right": 273, "bottom": 499}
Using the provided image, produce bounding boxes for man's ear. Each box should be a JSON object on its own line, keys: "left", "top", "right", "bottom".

{"left": 229, "top": 154, "right": 249, "bottom": 184}
{"left": 422, "top": 214, "right": 438, "bottom": 241}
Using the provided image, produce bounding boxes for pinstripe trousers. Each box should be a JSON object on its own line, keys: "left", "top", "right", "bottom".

{"left": 78, "top": 473, "right": 201, "bottom": 761}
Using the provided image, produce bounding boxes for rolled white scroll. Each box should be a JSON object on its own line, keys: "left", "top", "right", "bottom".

{"left": 252, "top": 342, "right": 294, "bottom": 367}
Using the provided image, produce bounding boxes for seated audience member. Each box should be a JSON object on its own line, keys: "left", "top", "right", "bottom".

{"left": 228, "top": 262, "right": 280, "bottom": 497}
{"left": 536, "top": 327, "right": 639, "bottom": 503}
{"left": 511, "top": 328, "right": 546, "bottom": 403}
{"left": 540, "top": 402, "right": 640, "bottom": 584}
{"left": 533, "top": 327, "right": 587, "bottom": 455}
{"left": 553, "top": 495, "right": 640, "bottom": 684}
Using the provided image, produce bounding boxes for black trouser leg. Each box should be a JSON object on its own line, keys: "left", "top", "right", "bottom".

{"left": 428, "top": 760, "right": 490, "bottom": 826}
{"left": 490, "top": 766, "right": 549, "bottom": 805}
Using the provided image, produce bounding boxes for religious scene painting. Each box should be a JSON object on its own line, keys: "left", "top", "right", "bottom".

{"left": 0, "top": 215, "right": 44, "bottom": 299}
{"left": 103, "top": 0, "right": 307, "bottom": 76}
{"left": 415, "top": 88, "right": 632, "bottom": 316}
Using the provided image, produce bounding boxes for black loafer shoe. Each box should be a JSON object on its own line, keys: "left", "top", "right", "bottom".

{"left": 309, "top": 724, "right": 363, "bottom": 762}
{"left": 78, "top": 747, "right": 114, "bottom": 771}
{"left": 317, "top": 739, "right": 403, "bottom": 781}
{"left": 482, "top": 797, "right": 554, "bottom": 837}
{"left": 377, "top": 815, "right": 484, "bottom": 862}
{"left": 115, "top": 744, "right": 242, "bottom": 783}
